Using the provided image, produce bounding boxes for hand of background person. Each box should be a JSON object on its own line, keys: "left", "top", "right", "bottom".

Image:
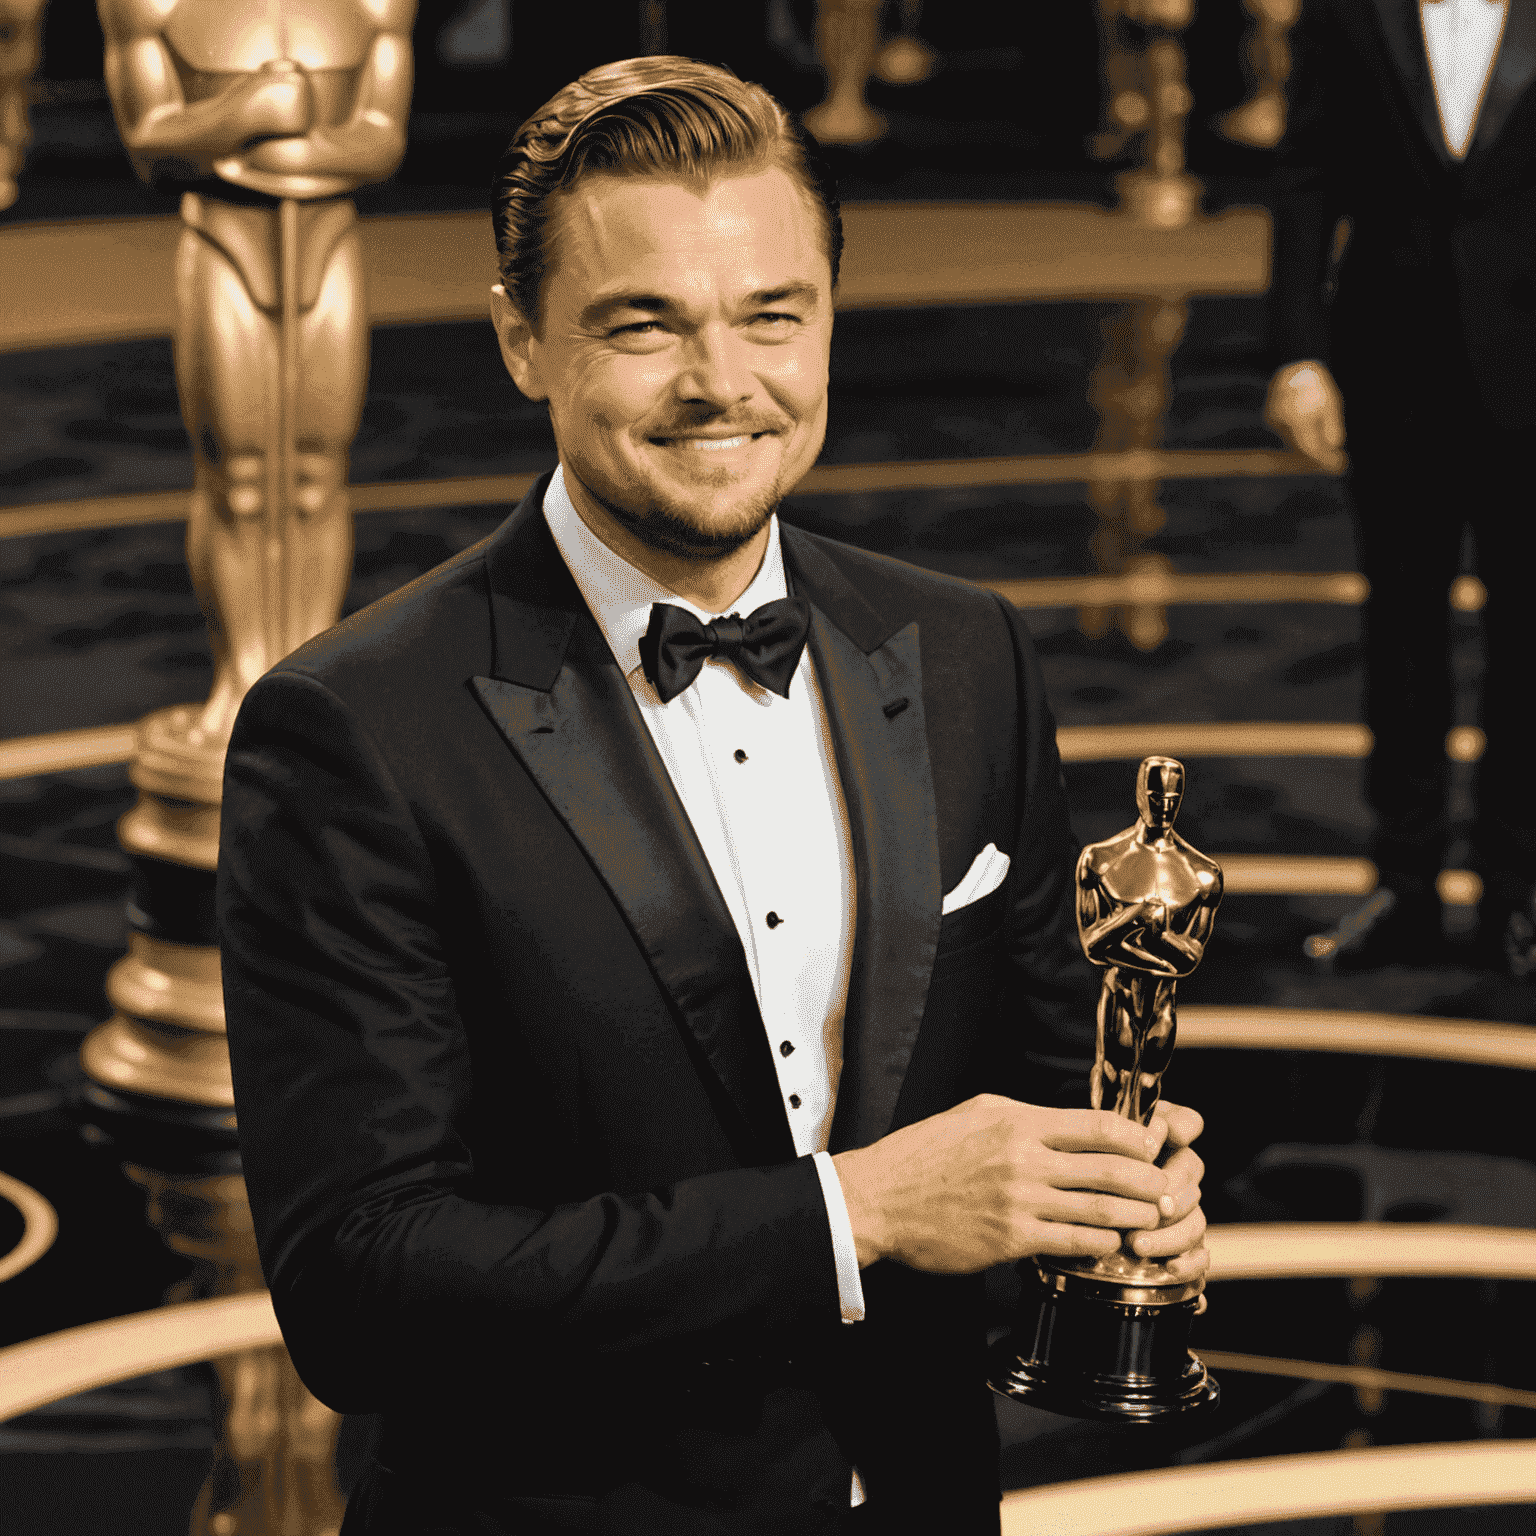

{"left": 1266, "top": 360, "right": 1347, "bottom": 473}
{"left": 832, "top": 1096, "right": 1207, "bottom": 1279}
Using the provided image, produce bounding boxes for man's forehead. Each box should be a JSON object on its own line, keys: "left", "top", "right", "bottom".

{"left": 548, "top": 167, "right": 830, "bottom": 291}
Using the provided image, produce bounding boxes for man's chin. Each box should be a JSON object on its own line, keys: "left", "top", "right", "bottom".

{"left": 592, "top": 478, "right": 782, "bottom": 563}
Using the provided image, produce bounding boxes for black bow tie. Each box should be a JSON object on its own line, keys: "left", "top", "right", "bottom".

{"left": 638, "top": 596, "right": 812, "bottom": 704}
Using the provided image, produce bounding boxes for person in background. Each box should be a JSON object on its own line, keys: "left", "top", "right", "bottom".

{"left": 1265, "top": 0, "right": 1536, "bottom": 976}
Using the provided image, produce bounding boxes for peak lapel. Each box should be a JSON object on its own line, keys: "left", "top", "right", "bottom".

{"left": 470, "top": 488, "right": 794, "bottom": 1164}
{"left": 782, "top": 529, "right": 943, "bottom": 1155}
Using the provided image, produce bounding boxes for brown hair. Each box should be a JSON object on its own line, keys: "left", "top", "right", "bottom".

{"left": 490, "top": 56, "right": 843, "bottom": 330}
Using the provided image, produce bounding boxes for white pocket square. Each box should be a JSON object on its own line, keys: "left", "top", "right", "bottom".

{"left": 941, "top": 843, "right": 1011, "bottom": 915}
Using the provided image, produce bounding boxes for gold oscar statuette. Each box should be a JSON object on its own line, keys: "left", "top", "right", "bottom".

{"left": 989, "top": 755, "right": 1222, "bottom": 1420}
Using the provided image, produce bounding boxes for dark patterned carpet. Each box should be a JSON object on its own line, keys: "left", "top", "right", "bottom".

{"left": 4, "top": 99, "right": 1535, "bottom": 1536}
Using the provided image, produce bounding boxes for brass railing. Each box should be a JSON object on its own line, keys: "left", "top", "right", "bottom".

{"left": 0, "top": 1169, "right": 58, "bottom": 1284}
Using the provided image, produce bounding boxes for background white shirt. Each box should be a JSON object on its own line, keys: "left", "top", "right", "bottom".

{"left": 1422, "top": 0, "right": 1508, "bottom": 156}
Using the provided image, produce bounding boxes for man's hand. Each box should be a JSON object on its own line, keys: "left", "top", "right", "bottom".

{"left": 1133, "top": 1101, "right": 1207, "bottom": 1282}
{"left": 1266, "top": 360, "right": 1347, "bottom": 473}
{"left": 832, "top": 1095, "right": 1206, "bottom": 1276}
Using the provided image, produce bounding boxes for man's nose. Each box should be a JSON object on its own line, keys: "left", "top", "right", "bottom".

{"left": 674, "top": 325, "right": 753, "bottom": 408}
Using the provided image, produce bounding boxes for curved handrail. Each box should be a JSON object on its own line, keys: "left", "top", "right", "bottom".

{"left": 1000, "top": 1439, "right": 1536, "bottom": 1535}
{"left": 1205, "top": 1222, "right": 1536, "bottom": 1281}
{"left": 1179, "top": 1006, "right": 1536, "bottom": 1071}
{"left": 1197, "top": 1349, "right": 1536, "bottom": 1412}
{"left": 0, "top": 1291, "right": 280, "bottom": 1424}
{"left": 0, "top": 1169, "right": 59, "bottom": 1285}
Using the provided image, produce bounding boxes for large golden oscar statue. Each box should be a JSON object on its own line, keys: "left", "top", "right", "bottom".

{"left": 1081, "top": 0, "right": 1200, "bottom": 651}
{"left": 0, "top": 0, "right": 46, "bottom": 210}
{"left": 81, "top": 5, "right": 414, "bottom": 1533}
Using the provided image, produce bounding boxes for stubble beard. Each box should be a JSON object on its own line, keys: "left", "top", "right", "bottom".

{"left": 581, "top": 468, "right": 784, "bottom": 562}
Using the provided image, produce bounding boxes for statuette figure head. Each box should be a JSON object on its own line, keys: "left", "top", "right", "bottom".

{"left": 1136, "top": 755, "right": 1185, "bottom": 832}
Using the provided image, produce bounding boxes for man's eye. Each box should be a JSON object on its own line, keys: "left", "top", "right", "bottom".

{"left": 613, "top": 321, "right": 663, "bottom": 336}
{"left": 754, "top": 312, "right": 798, "bottom": 325}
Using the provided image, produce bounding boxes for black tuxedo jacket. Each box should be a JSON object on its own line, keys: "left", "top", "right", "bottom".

{"left": 1268, "top": 0, "right": 1536, "bottom": 432}
{"left": 218, "top": 477, "right": 1096, "bottom": 1534}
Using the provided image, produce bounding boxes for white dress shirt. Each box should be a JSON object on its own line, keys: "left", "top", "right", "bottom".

{"left": 542, "top": 465, "right": 869, "bottom": 1501}
{"left": 1422, "top": 0, "right": 1508, "bottom": 157}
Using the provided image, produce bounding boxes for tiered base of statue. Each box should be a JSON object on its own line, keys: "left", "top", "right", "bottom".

{"left": 989, "top": 1251, "right": 1218, "bottom": 1421}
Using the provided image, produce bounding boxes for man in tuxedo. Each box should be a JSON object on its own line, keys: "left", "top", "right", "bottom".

{"left": 1265, "top": 0, "right": 1536, "bottom": 974}
{"left": 219, "top": 57, "right": 1209, "bottom": 1535}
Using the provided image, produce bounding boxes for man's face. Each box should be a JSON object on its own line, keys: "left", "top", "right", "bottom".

{"left": 493, "top": 166, "right": 833, "bottom": 561}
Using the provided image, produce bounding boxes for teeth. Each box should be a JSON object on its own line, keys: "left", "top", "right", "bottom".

{"left": 673, "top": 436, "right": 748, "bottom": 451}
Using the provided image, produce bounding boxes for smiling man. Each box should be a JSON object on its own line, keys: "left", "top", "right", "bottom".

{"left": 219, "top": 57, "right": 1209, "bottom": 1536}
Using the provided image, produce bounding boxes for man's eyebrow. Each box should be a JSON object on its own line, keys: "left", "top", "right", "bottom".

{"left": 578, "top": 282, "right": 823, "bottom": 328}
{"left": 743, "top": 282, "right": 822, "bottom": 307}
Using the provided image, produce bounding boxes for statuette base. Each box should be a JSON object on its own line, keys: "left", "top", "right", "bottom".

{"left": 988, "top": 1263, "right": 1219, "bottom": 1421}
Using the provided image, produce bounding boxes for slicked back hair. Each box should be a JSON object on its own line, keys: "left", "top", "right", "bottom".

{"left": 490, "top": 56, "right": 843, "bottom": 332}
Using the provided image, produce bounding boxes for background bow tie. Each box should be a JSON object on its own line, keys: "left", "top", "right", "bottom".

{"left": 638, "top": 596, "right": 812, "bottom": 704}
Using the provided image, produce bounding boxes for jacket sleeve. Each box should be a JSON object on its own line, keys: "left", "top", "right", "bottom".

{"left": 218, "top": 666, "right": 839, "bottom": 1413}
{"left": 1266, "top": 0, "right": 1351, "bottom": 370}
{"left": 986, "top": 594, "right": 1098, "bottom": 1110}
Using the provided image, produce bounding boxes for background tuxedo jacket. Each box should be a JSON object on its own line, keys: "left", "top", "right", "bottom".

{"left": 1268, "top": 0, "right": 1536, "bottom": 432}
{"left": 218, "top": 475, "right": 1097, "bottom": 1534}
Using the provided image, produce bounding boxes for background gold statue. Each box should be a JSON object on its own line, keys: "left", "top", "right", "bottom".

{"left": 0, "top": 0, "right": 46, "bottom": 210}
{"left": 100, "top": 0, "right": 415, "bottom": 744}
{"left": 1077, "top": 755, "right": 1222, "bottom": 1126}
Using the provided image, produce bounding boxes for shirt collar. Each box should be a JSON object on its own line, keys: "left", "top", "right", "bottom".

{"left": 541, "top": 461, "right": 790, "bottom": 681}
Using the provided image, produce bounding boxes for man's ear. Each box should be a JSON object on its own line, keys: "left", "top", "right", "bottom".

{"left": 490, "top": 284, "right": 547, "bottom": 402}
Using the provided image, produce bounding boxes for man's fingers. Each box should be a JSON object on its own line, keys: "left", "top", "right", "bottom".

{"left": 1152, "top": 1101, "right": 1204, "bottom": 1149}
{"left": 1128, "top": 1204, "right": 1207, "bottom": 1260}
{"left": 1044, "top": 1149, "right": 1169, "bottom": 1205}
{"left": 1157, "top": 1244, "right": 1211, "bottom": 1282}
{"left": 1049, "top": 1133, "right": 1172, "bottom": 1187}
{"left": 1158, "top": 1145, "right": 1205, "bottom": 1195}
{"left": 1155, "top": 1175, "right": 1202, "bottom": 1225}
{"left": 1041, "top": 1107, "right": 1165, "bottom": 1161}
{"left": 1036, "top": 1188, "right": 1163, "bottom": 1232}
{"left": 1027, "top": 1224, "right": 1123, "bottom": 1261}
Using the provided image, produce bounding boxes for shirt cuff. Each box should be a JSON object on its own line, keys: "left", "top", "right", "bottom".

{"left": 811, "top": 1150, "right": 867, "bottom": 1324}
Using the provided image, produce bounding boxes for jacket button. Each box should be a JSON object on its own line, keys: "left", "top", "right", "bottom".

{"left": 789, "top": 1094, "right": 801, "bottom": 1108}
{"left": 766, "top": 912, "right": 782, "bottom": 928}
{"left": 734, "top": 749, "right": 748, "bottom": 762}
{"left": 780, "top": 1040, "right": 795, "bottom": 1056}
